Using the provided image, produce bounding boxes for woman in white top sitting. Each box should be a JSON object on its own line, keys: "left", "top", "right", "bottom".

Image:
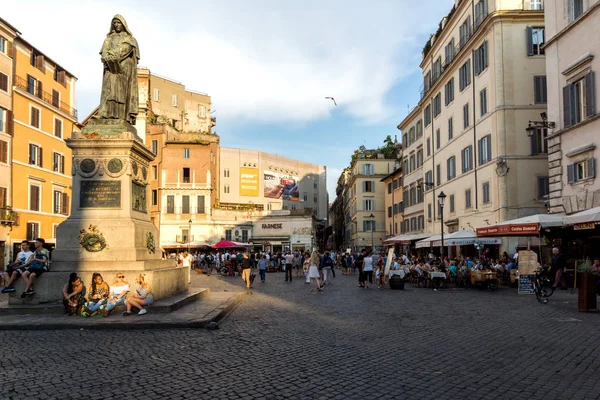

{"left": 103, "top": 272, "right": 130, "bottom": 317}
{"left": 123, "top": 273, "right": 153, "bottom": 316}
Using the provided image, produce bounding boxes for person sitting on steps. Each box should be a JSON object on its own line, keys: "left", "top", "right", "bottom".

{"left": 123, "top": 273, "right": 153, "bottom": 316}
{"left": 62, "top": 273, "right": 86, "bottom": 316}
{"left": 82, "top": 273, "right": 110, "bottom": 317}
{"left": 1, "top": 240, "right": 33, "bottom": 293}
{"left": 21, "top": 238, "right": 50, "bottom": 298}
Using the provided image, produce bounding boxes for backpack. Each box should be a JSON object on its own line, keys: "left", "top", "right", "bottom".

{"left": 324, "top": 257, "right": 333, "bottom": 268}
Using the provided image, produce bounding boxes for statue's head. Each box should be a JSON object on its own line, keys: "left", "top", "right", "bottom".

{"left": 109, "top": 15, "right": 130, "bottom": 35}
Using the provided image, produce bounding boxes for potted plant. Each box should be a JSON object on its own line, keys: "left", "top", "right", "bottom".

{"left": 577, "top": 259, "right": 597, "bottom": 313}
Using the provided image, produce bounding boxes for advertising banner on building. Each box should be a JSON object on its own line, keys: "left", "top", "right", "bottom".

{"left": 264, "top": 171, "right": 299, "bottom": 201}
{"left": 240, "top": 168, "right": 259, "bottom": 197}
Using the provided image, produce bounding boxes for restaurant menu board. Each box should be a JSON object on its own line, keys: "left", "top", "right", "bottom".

{"left": 518, "top": 250, "right": 538, "bottom": 294}
{"left": 384, "top": 248, "right": 394, "bottom": 276}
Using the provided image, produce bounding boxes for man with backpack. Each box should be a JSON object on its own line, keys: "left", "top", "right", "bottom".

{"left": 321, "top": 251, "right": 334, "bottom": 285}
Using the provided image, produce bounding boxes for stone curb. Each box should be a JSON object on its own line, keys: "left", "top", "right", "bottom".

{"left": 0, "top": 292, "right": 246, "bottom": 331}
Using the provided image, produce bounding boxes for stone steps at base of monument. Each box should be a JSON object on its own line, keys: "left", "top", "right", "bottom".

{"left": 0, "top": 288, "right": 210, "bottom": 316}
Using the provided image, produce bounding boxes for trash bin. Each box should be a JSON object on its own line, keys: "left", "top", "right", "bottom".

{"left": 389, "top": 275, "right": 405, "bottom": 290}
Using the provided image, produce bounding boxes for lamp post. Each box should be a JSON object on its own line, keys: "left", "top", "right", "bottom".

{"left": 437, "top": 192, "right": 446, "bottom": 259}
{"left": 369, "top": 213, "right": 375, "bottom": 250}
{"left": 188, "top": 219, "right": 192, "bottom": 254}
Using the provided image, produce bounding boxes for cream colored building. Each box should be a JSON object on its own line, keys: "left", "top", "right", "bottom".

{"left": 544, "top": 0, "right": 599, "bottom": 214}
{"left": 219, "top": 147, "right": 328, "bottom": 220}
{"left": 398, "top": 105, "right": 426, "bottom": 236}
{"left": 418, "top": 0, "right": 549, "bottom": 251}
{"left": 137, "top": 68, "right": 215, "bottom": 142}
{"left": 346, "top": 150, "right": 397, "bottom": 251}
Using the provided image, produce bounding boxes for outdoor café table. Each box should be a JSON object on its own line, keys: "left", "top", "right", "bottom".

{"left": 389, "top": 270, "right": 407, "bottom": 279}
{"left": 430, "top": 271, "right": 446, "bottom": 289}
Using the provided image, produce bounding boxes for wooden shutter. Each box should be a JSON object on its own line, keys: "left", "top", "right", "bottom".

{"left": 588, "top": 158, "right": 596, "bottom": 178}
{"left": 54, "top": 118, "right": 61, "bottom": 138}
{"left": 59, "top": 70, "right": 66, "bottom": 87}
{"left": 474, "top": 48, "right": 481, "bottom": 75}
{"left": 0, "top": 73, "right": 7, "bottom": 92}
{"left": 486, "top": 135, "right": 492, "bottom": 161}
{"left": 0, "top": 187, "right": 6, "bottom": 208}
{"left": 585, "top": 72, "right": 596, "bottom": 118}
{"left": 0, "top": 140, "right": 6, "bottom": 163}
{"left": 38, "top": 147, "right": 43, "bottom": 167}
{"left": 563, "top": 85, "right": 572, "bottom": 128}
{"left": 197, "top": 196, "right": 205, "bottom": 214}
{"left": 61, "top": 193, "right": 69, "bottom": 215}
{"left": 36, "top": 80, "right": 43, "bottom": 99}
{"left": 567, "top": 164, "right": 575, "bottom": 183}
{"left": 7, "top": 41, "right": 13, "bottom": 58}
{"left": 526, "top": 27, "right": 534, "bottom": 56}
{"left": 5, "top": 110, "right": 12, "bottom": 135}
{"left": 60, "top": 155, "right": 65, "bottom": 174}
{"left": 30, "top": 185, "right": 39, "bottom": 211}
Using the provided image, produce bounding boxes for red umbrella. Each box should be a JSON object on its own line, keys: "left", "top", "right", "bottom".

{"left": 211, "top": 240, "right": 249, "bottom": 249}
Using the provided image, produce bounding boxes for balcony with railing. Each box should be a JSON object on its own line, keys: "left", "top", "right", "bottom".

{"left": 176, "top": 235, "right": 195, "bottom": 243}
{"left": 14, "top": 75, "right": 78, "bottom": 119}
{"left": 0, "top": 207, "right": 19, "bottom": 227}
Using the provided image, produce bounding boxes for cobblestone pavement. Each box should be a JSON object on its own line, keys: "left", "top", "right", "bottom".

{"left": 1, "top": 271, "right": 600, "bottom": 399}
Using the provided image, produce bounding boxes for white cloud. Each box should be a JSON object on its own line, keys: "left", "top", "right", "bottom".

{"left": 3, "top": 0, "right": 450, "bottom": 123}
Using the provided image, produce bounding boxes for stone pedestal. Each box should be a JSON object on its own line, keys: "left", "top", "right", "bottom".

{"left": 10, "top": 121, "right": 189, "bottom": 305}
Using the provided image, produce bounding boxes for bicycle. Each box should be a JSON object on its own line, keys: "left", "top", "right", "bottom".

{"left": 203, "top": 262, "right": 229, "bottom": 277}
{"left": 532, "top": 267, "right": 555, "bottom": 303}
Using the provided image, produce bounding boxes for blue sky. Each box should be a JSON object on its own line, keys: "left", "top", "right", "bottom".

{"left": 4, "top": 0, "right": 454, "bottom": 198}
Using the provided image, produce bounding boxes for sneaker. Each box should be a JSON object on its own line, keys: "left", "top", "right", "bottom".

{"left": 26, "top": 289, "right": 35, "bottom": 295}
{"left": 0, "top": 287, "right": 8, "bottom": 294}
{"left": 122, "top": 311, "right": 133, "bottom": 316}
{"left": 5, "top": 287, "right": 15, "bottom": 293}
{"left": 138, "top": 309, "right": 147, "bottom": 315}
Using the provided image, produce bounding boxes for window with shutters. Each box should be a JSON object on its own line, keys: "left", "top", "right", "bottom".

{"left": 30, "top": 106, "right": 41, "bottom": 129}
{"left": 416, "top": 149, "right": 423, "bottom": 167}
{"left": 403, "top": 159, "right": 409, "bottom": 175}
{"left": 363, "top": 181, "right": 374, "bottom": 192}
{"left": 427, "top": 203, "right": 432, "bottom": 221}
{"left": 417, "top": 185, "right": 424, "bottom": 203}
{"left": 449, "top": 194, "right": 455, "bottom": 213}
{"left": 567, "top": 159, "right": 595, "bottom": 183}
{"left": 433, "top": 93, "right": 441, "bottom": 117}
{"left": 563, "top": 73, "right": 596, "bottom": 128}
{"left": 474, "top": 41, "right": 488, "bottom": 75}
{"left": 172, "top": 94, "right": 179, "bottom": 107}
{"left": 409, "top": 127, "right": 415, "bottom": 144}
{"left": 426, "top": 138, "right": 431, "bottom": 157}
{"left": 0, "top": 140, "right": 7, "bottom": 163}
{"left": 462, "top": 146, "right": 473, "bottom": 172}
{"left": 529, "top": 0, "right": 543, "bottom": 10}
{"left": 181, "top": 195, "right": 190, "bottom": 214}
{"left": 362, "top": 164, "right": 374, "bottom": 175}
{"left": 448, "top": 117, "right": 453, "bottom": 140}
{"left": 53, "top": 190, "right": 62, "bottom": 214}
{"left": 424, "top": 105, "right": 432, "bottom": 126}
{"left": 410, "top": 155, "right": 415, "bottom": 171}
{"left": 151, "top": 190, "right": 158, "bottom": 206}
{"left": 416, "top": 120, "right": 423, "bottom": 138}
{"left": 459, "top": 18, "right": 471, "bottom": 48}
{"left": 480, "top": 88, "right": 487, "bottom": 116}
{"left": 153, "top": 88, "right": 160, "bottom": 102}
{"left": 223, "top": 184, "right": 230, "bottom": 194}
{"left": 402, "top": 133, "right": 408, "bottom": 148}
{"left": 482, "top": 182, "right": 490, "bottom": 204}
{"left": 0, "top": 107, "right": 5, "bottom": 133}
{"left": 436, "top": 129, "right": 441, "bottom": 149}
{"left": 569, "top": 0, "right": 584, "bottom": 22}
{"left": 199, "top": 105, "right": 206, "bottom": 118}
{"left": 364, "top": 199, "right": 375, "bottom": 211}
{"left": 463, "top": 103, "right": 470, "bottom": 129}
{"left": 537, "top": 176, "right": 549, "bottom": 199}
{"left": 29, "top": 184, "right": 41, "bottom": 211}
{"left": 183, "top": 148, "right": 190, "bottom": 159}
{"left": 29, "top": 144, "right": 42, "bottom": 167}
{"left": 0, "top": 186, "right": 6, "bottom": 208}
{"left": 27, "top": 75, "right": 37, "bottom": 96}
{"left": 436, "top": 164, "right": 441, "bottom": 186}
{"left": 534, "top": 76, "right": 547, "bottom": 104}
{"left": 197, "top": 196, "right": 206, "bottom": 214}
{"left": 447, "top": 156, "right": 456, "bottom": 180}
{"left": 362, "top": 220, "right": 375, "bottom": 232}
{"left": 526, "top": 27, "right": 545, "bottom": 56}
{"left": 152, "top": 165, "right": 158, "bottom": 180}
{"left": 225, "top": 230, "right": 232, "bottom": 241}
{"left": 425, "top": 170, "right": 433, "bottom": 187}
{"left": 531, "top": 127, "right": 548, "bottom": 155}
{"left": 51, "top": 89, "right": 60, "bottom": 108}
{"left": 465, "top": 189, "right": 472, "bottom": 209}
{"left": 27, "top": 222, "right": 40, "bottom": 241}
{"left": 0, "top": 72, "right": 8, "bottom": 93}
{"left": 445, "top": 39, "right": 455, "bottom": 65}
{"left": 388, "top": 206, "right": 392, "bottom": 218}
{"left": 166, "top": 195, "right": 175, "bottom": 214}
{"left": 433, "top": 57, "right": 442, "bottom": 81}
{"left": 423, "top": 70, "right": 432, "bottom": 95}
{"left": 242, "top": 230, "right": 249, "bottom": 243}
{"left": 393, "top": 203, "right": 398, "bottom": 215}
{"left": 182, "top": 168, "right": 190, "bottom": 183}
{"left": 459, "top": 60, "right": 471, "bottom": 91}
{"left": 474, "top": 0, "right": 488, "bottom": 29}
{"left": 151, "top": 140, "right": 158, "bottom": 155}
{"left": 388, "top": 182, "right": 393, "bottom": 194}
{"left": 53, "top": 152, "right": 65, "bottom": 173}
{"left": 0, "top": 37, "right": 5, "bottom": 54}
{"left": 445, "top": 78, "right": 454, "bottom": 105}
{"left": 478, "top": 135, "right": 492, "bottom": 165}
{"left": 53, "top": 118, "right": 63, "bottom": 138}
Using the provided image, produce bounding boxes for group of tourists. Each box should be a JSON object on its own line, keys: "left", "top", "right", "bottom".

{"left": 1, "top": 238, "right": 49, "bottom": 297}
{"left": 62, "top": 272, "right": 153, "bottom": 317}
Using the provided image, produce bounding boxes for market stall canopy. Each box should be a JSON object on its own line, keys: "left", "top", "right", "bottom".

{"left": 415, "top": 234, "right": 442, "bottom": 249}
{"left": 443, "top": 230, "right": 502, "bottom": 246}
{"left": 211, "top": 240, "right": 251, "bottom": 249}
{"left": 564, "top": 206, "right": 600, "bottom": 228}
{"left": 383, "top": 233, "right": 431, "bottom": 245}
{"left": 476, "top": 214, "right": 565, "bottom": 237}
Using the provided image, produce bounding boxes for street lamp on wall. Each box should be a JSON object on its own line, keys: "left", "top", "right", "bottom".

{"left": 437, "top": 192, "right": 446, "bottom": 259}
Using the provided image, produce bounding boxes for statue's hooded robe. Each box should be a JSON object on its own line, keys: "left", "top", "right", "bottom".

{"left": 97, "top": 15, "right": 139, "bottom": 123}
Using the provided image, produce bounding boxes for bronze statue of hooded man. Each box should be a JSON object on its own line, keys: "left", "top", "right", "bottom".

{"left": 95, "top": 15, "right": 139, "bottom": 125}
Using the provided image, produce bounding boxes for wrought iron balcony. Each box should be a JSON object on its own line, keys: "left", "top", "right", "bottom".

{"left": 14, "top": 75, "right": 78, "bottom": 119}
{"left": 0, "top": 207, "right": 19, "bottom": 227}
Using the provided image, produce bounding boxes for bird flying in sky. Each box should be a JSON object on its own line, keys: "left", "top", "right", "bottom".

{"left": 325, "top": 97, "right": 337, "bottom": 106}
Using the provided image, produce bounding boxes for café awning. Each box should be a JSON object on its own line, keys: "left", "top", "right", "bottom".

{"left": 415, "top": 234, "right": 442, "bottom": 249}
{"left": 476, "top": 214, "right": 565, "bottom": 237}
{"left": 564, "top": 207, "right": 600, "bottom": 228}
{"left": 443, "top": 230, "right": 502, "bottom": 246}
{"left": 383, "top": 233, "right": 431, "bottom": 245}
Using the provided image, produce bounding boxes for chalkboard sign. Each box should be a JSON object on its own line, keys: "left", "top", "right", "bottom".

{"left": 519, "top": 274, "right": 535, "bottom": 294}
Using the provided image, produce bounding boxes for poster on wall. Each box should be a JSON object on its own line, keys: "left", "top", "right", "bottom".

{"left": 264, "top": 171, "right": 299, "bottom": 201}
{"left": 240, "top": 168, "right": 259, "bottom": 197}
